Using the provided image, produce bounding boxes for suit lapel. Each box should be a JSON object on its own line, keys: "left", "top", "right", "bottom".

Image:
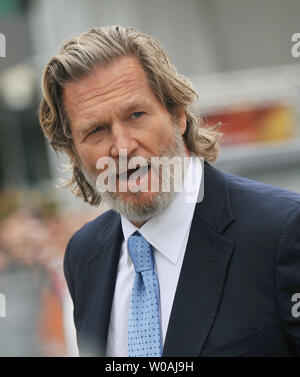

{"left": 79, "top": 212, "right": 123, "bottom": 356}
{"left": 162, "top": 163, "right": 235, "bottom": 356}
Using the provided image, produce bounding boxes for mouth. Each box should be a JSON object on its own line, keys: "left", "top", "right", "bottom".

{"left": 117, "top": 165, "right": 150, "bottom": 181}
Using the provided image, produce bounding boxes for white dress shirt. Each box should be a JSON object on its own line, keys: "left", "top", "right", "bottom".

{"left": 106, "top": 156, "right": 202, "bottom": 356}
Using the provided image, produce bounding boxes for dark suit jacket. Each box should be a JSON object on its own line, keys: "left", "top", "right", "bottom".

{"left": 64, "top": 162, "right": 300, "bottom": 356}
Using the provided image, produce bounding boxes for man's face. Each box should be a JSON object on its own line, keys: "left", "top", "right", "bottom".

{"left": 63, "top": 56, "right": 188, "bottom": 224}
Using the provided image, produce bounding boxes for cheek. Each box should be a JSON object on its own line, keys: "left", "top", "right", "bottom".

{"left": 156, "top": 126, "right": 175, "bottom": 148}
{"left": 77, "top": 146, "right": 99, "bottom": 170}
{"left": 145, "top": 118, "right": 175, "bottom": 148}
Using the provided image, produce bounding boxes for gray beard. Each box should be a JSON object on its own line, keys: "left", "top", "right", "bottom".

{"left": 80, "top": 126, "right": 188, "bottom": 224}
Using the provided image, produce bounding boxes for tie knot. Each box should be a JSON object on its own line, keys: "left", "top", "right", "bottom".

{"left": 128, "top": 232, "right": 154, "bottom": 273}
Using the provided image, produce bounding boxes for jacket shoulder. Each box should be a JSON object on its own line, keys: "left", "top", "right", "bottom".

{"left": 224, "top": 169, "right": 300, "bottom": 207}
{"left": 65, "top": 209, "right": 120, "bottom": 263}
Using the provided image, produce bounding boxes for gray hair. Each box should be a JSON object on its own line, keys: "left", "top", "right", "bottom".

{"left": 39, "top": 25, "right": 221, "bottom": 206}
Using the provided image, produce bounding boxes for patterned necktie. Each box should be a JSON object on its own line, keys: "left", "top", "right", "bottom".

{"left": 127, "top": 231, "right": 162, "bottom": 357}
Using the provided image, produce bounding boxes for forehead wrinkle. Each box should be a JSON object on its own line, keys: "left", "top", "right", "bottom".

{"left": 73, "top": 75, "right": 146, "bottom": 117}
{"left": 74, "top": 61, "right": 148, "bottom": 105}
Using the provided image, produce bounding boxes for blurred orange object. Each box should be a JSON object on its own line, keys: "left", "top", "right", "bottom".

{"left": 38, "top": 284, "right": 67, "bottom": 357}
{"left": 205, "top": 103, "right": 296, "bottom": 146}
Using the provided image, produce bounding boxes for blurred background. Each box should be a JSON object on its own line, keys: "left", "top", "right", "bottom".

{"left": 0, "top": 0, "right": 299, "bottom": 356}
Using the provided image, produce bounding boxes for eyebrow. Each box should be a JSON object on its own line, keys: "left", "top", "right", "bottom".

{"left": 77, "top": 98, "right": 148, "bottom": 139}
{"left": 122, "top": 98, "right": 146, "bottom": 114}
{"left": 78, "top": 120, "right": 107, "bottom": 139}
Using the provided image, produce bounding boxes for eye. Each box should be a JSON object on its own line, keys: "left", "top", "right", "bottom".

{"left": 130, "top": 112, "right": 145, "bottom": 120}
{"left": 90, "top": 126, "right": 104, "bottom": 135}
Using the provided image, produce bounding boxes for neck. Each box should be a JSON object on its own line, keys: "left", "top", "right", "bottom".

{"left": 132, "top": 220, "right": 147, "bottom": 228}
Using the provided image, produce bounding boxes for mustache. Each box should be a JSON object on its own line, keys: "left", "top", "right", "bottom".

{"left": 96, "top": 155, "right": 154, "bottom": 177}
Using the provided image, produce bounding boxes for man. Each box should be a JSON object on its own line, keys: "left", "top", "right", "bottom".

{"left": 39, "top": 26, "right": 300, "bottom": 357}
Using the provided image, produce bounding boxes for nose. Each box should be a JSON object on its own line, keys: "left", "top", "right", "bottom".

{"left": 110, "top": 122, "right": 138, "bottom": 158}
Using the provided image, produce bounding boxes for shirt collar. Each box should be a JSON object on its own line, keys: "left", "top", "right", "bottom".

{"left": 121, "top": 156, "right": 203, "bottom": 265}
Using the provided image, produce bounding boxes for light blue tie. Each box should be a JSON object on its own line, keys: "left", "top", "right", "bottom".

{"left": 128, "top": 232, "right": 162, "bottom": 357}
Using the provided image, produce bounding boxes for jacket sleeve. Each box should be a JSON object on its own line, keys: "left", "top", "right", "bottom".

{"left": 63, "top": 235, "right": 75, "bottom": 304}
{"left": 276, "top": 204, "right": 300, "bottom": 355}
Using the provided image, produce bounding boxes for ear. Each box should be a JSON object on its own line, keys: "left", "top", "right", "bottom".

{"left": 173, "top": 107, "right": 187, "bottom": 135}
